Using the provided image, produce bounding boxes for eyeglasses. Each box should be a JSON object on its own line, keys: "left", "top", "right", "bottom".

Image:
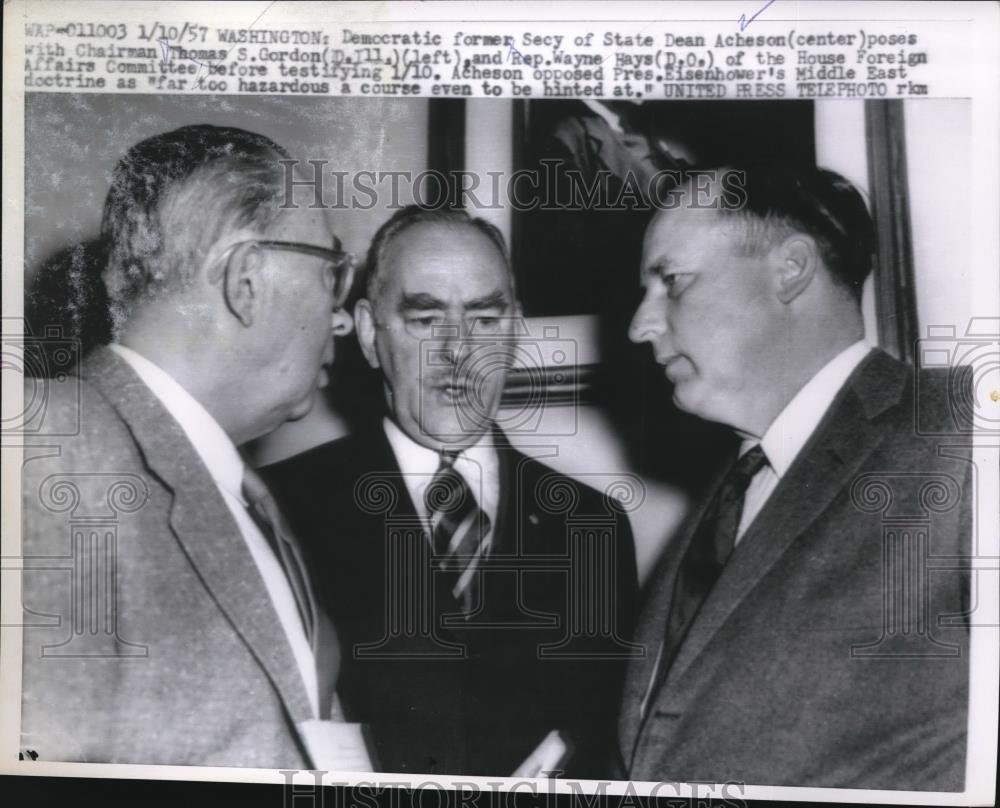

{"left": 227, "top": 239, "right": 356, "bottom": 309}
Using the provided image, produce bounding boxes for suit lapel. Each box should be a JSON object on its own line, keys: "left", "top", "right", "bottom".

{"left": 82, "top": 348, "right": 314, "bottom": 724}
{"left": 651, "top": 351, "right": 908, "bottom": 694}
{"left": 619, "top": 469, "right": 725, "bottom": 756}
{"left": 489, "top": 428, "right": 530, "bottom": 556}
{"left": 487, "top": 430, "right": 567, "bottom": 559}
{"left": 361, "top": 422, "right": 431, "bottom": 523}
{"left": 491, "top": 435, "right": 514, "bottom": 554}
{"left": 372, "top": 426, "right": 421, "bottom": 519}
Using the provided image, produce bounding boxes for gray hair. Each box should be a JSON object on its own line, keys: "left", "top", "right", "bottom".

{"left": 692, "top": 163, "right": 875, "bottom": 300}
{"left": 364, "top": 206, "right": 512, "bottom": 301}
{"left": 101, "top": 124, "right": 291, "bottom": 332}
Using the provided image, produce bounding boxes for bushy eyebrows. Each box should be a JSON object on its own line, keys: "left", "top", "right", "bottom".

{"left": 399, "top": 292, "right": 445, "bottom": 311}
{"left": 398, "top": 290, "right": 511, "bottom": 312}
{"left": 465, "top": 291, "right": 511, "bottom": 311}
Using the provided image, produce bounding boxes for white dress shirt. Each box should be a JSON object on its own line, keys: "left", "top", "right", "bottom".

{"left": 736, "top": 340, "right": 873, "bottom": 541}
{"left": 639, "top": 340, "right": 873, "bottom": 719}
{"left": 109, "top": 344, "right": 320, "bottom": 714}
{"left": 383, "top": 417, "right": 500, "bottom": 544}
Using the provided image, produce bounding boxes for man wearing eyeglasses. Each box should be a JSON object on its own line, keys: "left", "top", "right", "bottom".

{"left": 263, "top": 206, "right": 640, "bottom": 777}
{"left": 20, "top": 124, "right": 364, "bottom": 769}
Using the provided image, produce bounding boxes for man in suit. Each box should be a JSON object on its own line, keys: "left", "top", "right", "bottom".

{"left": 264, "top": 206, "right": 640, "bottom": 777}
{"left": 19, "top": 124, "right": 366, "bottom": 769}
{"left": 622, "top": 164, "right": 971, "bottom": 790}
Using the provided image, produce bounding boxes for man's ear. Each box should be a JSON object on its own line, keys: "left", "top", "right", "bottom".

{"left": 332, "top": 307, "right": 354, "bottom": 337}
{"left": 223, "top": 242, "right": 264, "bottom": 327}
{"left": 354, "top": 298, "right": 381, "bottom": 369}
{"left": 772, "top": 234, "right": 819, "bottom": 304}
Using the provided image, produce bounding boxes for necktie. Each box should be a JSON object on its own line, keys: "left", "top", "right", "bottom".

{"left": 242, "top": 466, "right": 338, "bottom": 718}
{"left": 424, "top": 451, "right": 491, "bottom": 614}
{"left": 656, "top": 444, "right": 768, "bottom": 685}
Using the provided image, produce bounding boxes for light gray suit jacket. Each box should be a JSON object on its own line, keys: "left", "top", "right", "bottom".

{"left": 20, "top": 347, "right": 315, "bottom": 767}
{"left": 621, "top": 351, "right": 972, "bottom": 790}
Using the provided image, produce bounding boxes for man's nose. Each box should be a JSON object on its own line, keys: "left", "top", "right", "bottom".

{"left": 435, "top": 320, "right": 467, "bottom": 365}
{"left": 628, "top": 293, "right": 665, "bottom": 345}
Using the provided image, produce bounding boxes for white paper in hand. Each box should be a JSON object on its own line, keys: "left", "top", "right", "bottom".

{"left": 298, "top": 720, "right": 374, "bottom": 773}
{"left": 510, "top": 730, "right": 570, "bottom": 778}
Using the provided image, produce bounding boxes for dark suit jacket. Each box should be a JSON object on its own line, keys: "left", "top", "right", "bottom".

{"left": 620, "top": 350, "right": 972, "bottom": 790}
{"left": 263, "top": 424, "right": 640, "bottom": 777}
{"left": 20, "top": 347, "right": 315, "bottom": 767}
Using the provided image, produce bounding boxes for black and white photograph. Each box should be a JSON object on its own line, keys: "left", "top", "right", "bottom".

{"left": 2, "top": 2, "right": 998, "bottom": 806}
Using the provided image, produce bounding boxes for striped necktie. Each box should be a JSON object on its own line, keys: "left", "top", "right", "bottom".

{"left": 424, "top": 451, "right": 491, "bottom": 614}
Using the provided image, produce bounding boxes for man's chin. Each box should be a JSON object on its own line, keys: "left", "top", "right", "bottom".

{"left": 672, "top": 384, "right": 735, "bottom": 429}
{"left": 286, "top": 396, "right": 315, "bottom": 422}
{"left": 418, "top": 416, "right": 492, "bottom": 448}
{"left": 671, "top": 381, "right": 704, "bottom": 418}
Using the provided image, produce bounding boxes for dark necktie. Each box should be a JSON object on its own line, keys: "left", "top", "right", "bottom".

{"left": 242, "top": 466, "right": 338, "bottom": 718}
{"left": 424, "top": 451, "right": 491, "bottom": 614}
{"left": 657, "top": 444, "right": 769, "bottom": 685}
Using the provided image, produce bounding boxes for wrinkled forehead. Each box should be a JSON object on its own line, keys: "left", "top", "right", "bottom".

{"left": 381, "top": 221, "right": 513, "bottom": 290}
{"left": 643, "top": 203, "right": 736, "bottom": 258}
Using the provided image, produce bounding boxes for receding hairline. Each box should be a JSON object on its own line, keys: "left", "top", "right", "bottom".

{"left": 644, "top": 202, "right": 745, "bottom": 250}
{"left": 649, "top": 182, "right": 802, "bottom": 256}
{"left": 98, "top": 123, "right": 309, "bottom": 340}
{"left": 368, "top": 217, "right": 514, "bottom": 298}
{"left": 642, "top": 163, "right": 874, "bottom": 299}
{"left": 157, "top": 150, "right": 301, "bottom": 270}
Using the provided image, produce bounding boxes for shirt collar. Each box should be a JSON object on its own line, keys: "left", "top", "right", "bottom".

{"left": 746, "top": 341, "right": 873, "bottom": 477}
{"left": 382, "top": 416, "right": 442, "bottom": 479}
{"left": 109, "top": 343, "right": 247, "bottom": 504}
{"left": 382, "top": 417, "right": 499, "bottom": 522}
